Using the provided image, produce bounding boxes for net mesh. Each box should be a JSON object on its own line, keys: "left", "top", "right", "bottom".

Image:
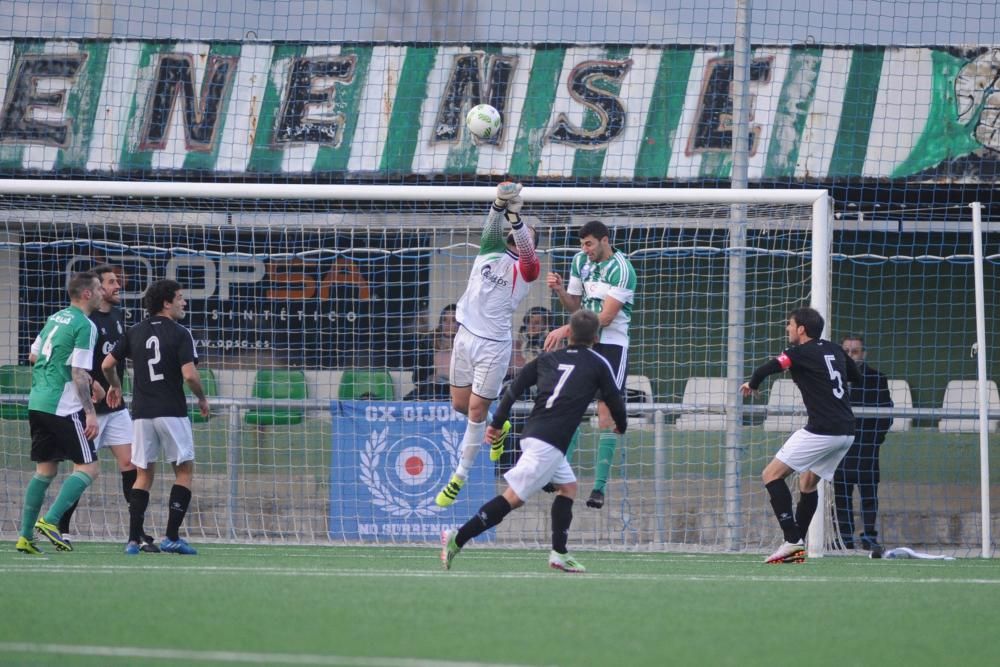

{"left": 0, "top": 193, "right": 820, "bottom": 550}
{"left": 0, "top": 0, "right": 997, "bottom": 557}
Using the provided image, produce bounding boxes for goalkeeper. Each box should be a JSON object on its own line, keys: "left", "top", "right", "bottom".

{"left": 435, "top": 182, "right": 540, "bottom": 507}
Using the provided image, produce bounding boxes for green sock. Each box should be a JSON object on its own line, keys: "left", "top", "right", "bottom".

{"left": 20, "top": 473, "right": 54, "bottom": 539}
{"left": 564, "top": 427, "right": 581, "bottom": 464}
{"left": 43, "top": 471, "right": 93, "bottom": 525}
{"left": 593, "top": 431, "right": 619, "bottom": 493}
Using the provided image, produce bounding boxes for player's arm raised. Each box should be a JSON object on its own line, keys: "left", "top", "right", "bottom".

{"left": 740, "top": 355, "right": 786, "bottom": 397}
{"left": 479, "top": 181, "right": 522, "bottom": 255}
{"left": 544, "top": 253, "right": 586, "bottom": 349}
{"left": 546, "top": 272, "right": 581, "bottom": 312}
{"left": 504, "top": 196, "right": 540, "bottom": 282}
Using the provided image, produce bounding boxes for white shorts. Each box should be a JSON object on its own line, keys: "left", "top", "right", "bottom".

{"left": 449, "top": 327, "right": 512, "bottom": 400}
{"left": 503, "top": 437, "right": 576, "bottom": 501}
{"left": 131, "top": 417, "right": 195, "bottom": 468}
{"left": 775, "top": 429, "right": 854, "bottom": 482}
{"left": 95, "top": 410, "right": 133, "bottom": 450}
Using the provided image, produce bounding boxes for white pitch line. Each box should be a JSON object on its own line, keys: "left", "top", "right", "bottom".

{"left": 0, "top": 642, "right": 548, "bottom": 667}
{"left": 0, "top": 563, "right": 997, "bottom": 586}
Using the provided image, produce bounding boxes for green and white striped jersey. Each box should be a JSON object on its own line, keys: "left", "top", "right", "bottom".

{"left": 567, "top": 249, "right": 637, "bottom": 346}
{"left": 28, "top": 305, "right": 97, "bottom": 416}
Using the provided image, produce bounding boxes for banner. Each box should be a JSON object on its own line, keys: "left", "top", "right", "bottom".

{"left": 17, "top": 226, "right": 428, "bottom": 368}
{"left": 1, "top": 40, "right": 999, "bottom": 183}
{"left": 328, "top": 400, "right": 498, "bottom": 542}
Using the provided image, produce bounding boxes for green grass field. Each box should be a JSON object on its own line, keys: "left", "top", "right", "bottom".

{"left": 1, "top": 543, "right": 998, "bottom": 667}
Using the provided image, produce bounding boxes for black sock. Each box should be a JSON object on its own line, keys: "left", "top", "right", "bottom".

{"left": 166, "top": 485, "right": 192, "bottom": 541}
{"left": 795, "top": 490, "right": 819, "bottom": 539}
{"left": 129, "top": 488, "right": 150, "bottom": 543}
{"left": 456, "top": 496, "right": 512, "bottom": 548}
{"left": 58, "top": 500, "right": 78, "bottom": 534}
{"left": 551, "top": 495, "right": 573, "bottom": 554}
{"left": 765, "top": 480, "right": 800, "bottom": 543}
{"left": 121, "top": 469, "right": 137, "bottom": 503}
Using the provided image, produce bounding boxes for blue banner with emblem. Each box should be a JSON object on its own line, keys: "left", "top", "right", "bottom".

{"left": 329, "top": 400, "right": 497, "bottom": 542}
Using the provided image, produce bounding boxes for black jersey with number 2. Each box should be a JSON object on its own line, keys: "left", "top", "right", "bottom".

{"left": 751, "top": 338, "right": 862, "bottom": 436}
{"left": 110, "top": 315, "right": 198, "bottom": 419}
{"left": 491, "top": 345, "right": 628, "bottom": 453}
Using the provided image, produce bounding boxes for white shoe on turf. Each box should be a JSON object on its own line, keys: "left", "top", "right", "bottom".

{"left": 441, "top": 529, "right": 460, "bottom": 570}
{"left": 548, "top": 550, "right": 586, "bottom": 573}
{"left": 765, "top": 540, "right": 806, "bottom": 564}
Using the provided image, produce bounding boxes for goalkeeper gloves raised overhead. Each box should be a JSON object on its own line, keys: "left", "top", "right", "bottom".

{"left": 494, "top": 181, "right": 522, "bottom": 207}
{"left": 504, "top": 195, "right": 523, "bottom": 215}
{"left": 494, "top": 181, "right": 523, "bottom": 221}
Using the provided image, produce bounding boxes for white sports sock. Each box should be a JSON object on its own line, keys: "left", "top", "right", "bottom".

{"left": 454, "top": 419, "right": 486, "bottom": 479}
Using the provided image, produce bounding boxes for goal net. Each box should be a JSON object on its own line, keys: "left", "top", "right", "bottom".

{"left": 0, "top": 183, "right": 831, "bottom": 553}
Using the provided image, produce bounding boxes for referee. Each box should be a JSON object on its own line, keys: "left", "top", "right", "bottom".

{"left": 441, "top": 309, "right": 628, "bottom": 573}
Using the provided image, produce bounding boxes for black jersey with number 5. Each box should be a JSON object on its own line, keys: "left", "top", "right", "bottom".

{"left": 775, "top": 339, "right": 861, "bottom": 435}
{"left": 491, "top": 345, "right": 628, "bottom": 453}
{"left": 110, "top": 315, "right": 198, "bottom": 419}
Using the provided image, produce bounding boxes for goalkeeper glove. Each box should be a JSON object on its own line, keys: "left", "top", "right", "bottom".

{"left": 502, "top": 195, "right": 524, "bottom": 225}
{"left": 494, "top": 181, "right": 522, "bottom": 209}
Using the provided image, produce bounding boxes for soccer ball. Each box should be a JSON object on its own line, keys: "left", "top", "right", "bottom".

{"left": 465, "top": 104, "right": 502, "bottom": 140}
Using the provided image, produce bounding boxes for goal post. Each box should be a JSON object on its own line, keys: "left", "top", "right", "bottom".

{"left": 0, "top": 180, "right": 844, "bottom": 553}
{"left": 0, "top": 178, "right": 829, "bottom": 206}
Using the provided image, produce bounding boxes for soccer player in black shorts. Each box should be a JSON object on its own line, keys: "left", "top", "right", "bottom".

{"left": 441, "top": 309, "right": 628, "bottom": 573}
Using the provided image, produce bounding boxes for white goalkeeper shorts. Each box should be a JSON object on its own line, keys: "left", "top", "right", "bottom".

{"left": 449, "top": 326, "right": 512, "bottom": 400}
{"left": 131, "top": 417, "right": 195, "bottom": 469}
{"left": 504, "top": 437, "right": 576, "bottom": 502}
{"left": 774, "top": 429, "right": 854, "bottom": 482}
{"left": 94, "top": 410, "right": 132, "bottom": 450}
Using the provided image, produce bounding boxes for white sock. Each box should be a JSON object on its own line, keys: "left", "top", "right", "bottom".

{"left": 454, "top": 419, "right": 486, "bottom": 480}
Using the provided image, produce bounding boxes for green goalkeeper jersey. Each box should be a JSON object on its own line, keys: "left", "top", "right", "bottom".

{"left": 28, "top": 305, "right": 97, "bottom": 416}
{"left": 567, "top": 249, "right": 637, "bottom": 347}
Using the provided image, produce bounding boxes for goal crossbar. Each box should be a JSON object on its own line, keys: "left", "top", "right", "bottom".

{"left": 0, "top": 179, "right": 828, "bottom": 206}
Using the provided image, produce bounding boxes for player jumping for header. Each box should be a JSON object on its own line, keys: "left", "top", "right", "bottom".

{"left": 435, "top": 182, "right": 541, "bottom": 507}
{"left": 545, "top": 220, "right": 636, "bottom": 509}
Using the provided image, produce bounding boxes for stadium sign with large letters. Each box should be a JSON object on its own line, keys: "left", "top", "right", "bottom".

{"left": 0, "top": 40, "right": 998, "bottom": 183}
{"left": 328, "top": 400, "right": 497, "bottom": 542}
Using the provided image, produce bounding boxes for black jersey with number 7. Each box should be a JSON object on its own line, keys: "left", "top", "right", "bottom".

{"left": 491, "top": 345, "right": 628, "bottom": 453}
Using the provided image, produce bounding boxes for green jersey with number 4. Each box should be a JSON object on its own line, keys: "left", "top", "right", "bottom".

{"left": 28, "top": 305, "right": 97, "bottom": 416}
